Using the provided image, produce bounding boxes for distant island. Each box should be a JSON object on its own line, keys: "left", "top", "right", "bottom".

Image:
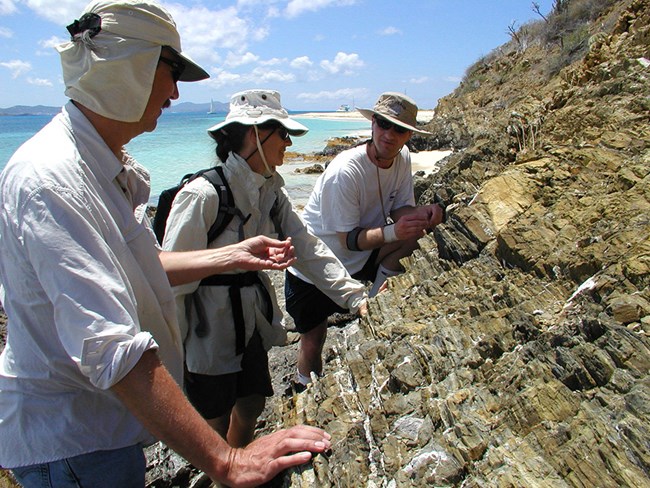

{"left": 0, "top": 100, "right": 334, "bottom": 117}
{"left": 0, "top": 101, "right": 230, "bottom": 117}
{"left": 0, "top": 105, "right": 61, "bottom": 116}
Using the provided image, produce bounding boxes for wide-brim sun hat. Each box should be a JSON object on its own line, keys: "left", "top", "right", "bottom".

{"left": 208, "top": 89, "right": 309, "bottom": 140}
{"left": 357, "top": 92, "right": 431, "bottom": 135}
{"left": 57, "top": 0, "right": 209, "bottom": 122}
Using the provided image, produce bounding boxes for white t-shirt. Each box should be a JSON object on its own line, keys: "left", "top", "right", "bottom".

{"left": 297, "top": 143, "right": 415, "bottom": 276}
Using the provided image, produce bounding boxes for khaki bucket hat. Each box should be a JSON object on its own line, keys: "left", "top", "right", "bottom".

{"left": 357, "top": 92, "right": 431, "bottom": 135}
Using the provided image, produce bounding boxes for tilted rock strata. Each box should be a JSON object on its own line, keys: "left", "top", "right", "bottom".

{"left": 279, "top": 243, "right": 649, "bottom": 486}
{"left": 269, "top": 1, "right": 650, "bottom": 486}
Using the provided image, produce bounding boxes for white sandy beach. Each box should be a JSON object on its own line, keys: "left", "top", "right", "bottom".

{"left": 297, "top": 109, "right": 436, "bottom": 124}
{"left": 411, "top": 149, "right": 453, "bottom": 173}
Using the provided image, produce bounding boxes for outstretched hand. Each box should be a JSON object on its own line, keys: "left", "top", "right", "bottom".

{"left": 233, "top": 236, "right": 297, "bottom": 271}
{"left": 393, "top": 204, "right": 444, "bottom": 240}
{"left": 223, "top": 425, "right": 331, "bottom": 487}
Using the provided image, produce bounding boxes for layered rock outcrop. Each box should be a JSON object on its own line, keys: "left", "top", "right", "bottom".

{"left": 258, "top": 0, "right": 650, "bottom": 486}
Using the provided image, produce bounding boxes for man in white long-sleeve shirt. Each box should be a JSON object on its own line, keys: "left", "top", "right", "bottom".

{"left": 0, "top": 2, "right": 330, "bottom": 487}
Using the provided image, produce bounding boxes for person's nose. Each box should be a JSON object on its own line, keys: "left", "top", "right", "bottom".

{"left": 171, "top": 83, "right": 180, "bottom": 100}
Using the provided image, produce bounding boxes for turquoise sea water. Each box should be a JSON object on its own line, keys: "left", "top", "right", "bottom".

{"left": 0, "top": 111, "right": 369, "bottom": 205}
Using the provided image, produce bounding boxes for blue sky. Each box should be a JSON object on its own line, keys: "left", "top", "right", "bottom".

{"left": 0, "top": 0, "right": 554, "bottom": 111}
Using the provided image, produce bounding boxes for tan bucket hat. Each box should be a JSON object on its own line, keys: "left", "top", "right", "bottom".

{"left": 357, "top": 92, "right": 431, "bottom": 135}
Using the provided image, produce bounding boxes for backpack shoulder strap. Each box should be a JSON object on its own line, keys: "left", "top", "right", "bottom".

{"left": 152, "top": 171, "right": 195, "bottom": 245}
{"left": 201, "top": 166, "right": 244, "bottom": 244}
{"left": 269, "top": 191, "right": 284, "bottom": 240}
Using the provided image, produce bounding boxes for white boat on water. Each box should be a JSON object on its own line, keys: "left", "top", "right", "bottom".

{"left": 336, "top": 104, "right": 351, "bottom": 112}
{"left": 207, "top": 99, "right": 217, "bottom": 114}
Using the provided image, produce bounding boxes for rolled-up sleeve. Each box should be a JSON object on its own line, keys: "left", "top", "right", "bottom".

{"left": 80, "top": 332, "right": 158, "bottom": 389}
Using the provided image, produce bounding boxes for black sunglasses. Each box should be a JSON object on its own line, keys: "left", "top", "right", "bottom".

{"left": 158, "top": 57, "right": 185, "bottom": 83}
{"left": 374, "top": 115, "right": 410, "bottom": 134}
{"left": 259, "top": 124, "right": 290, "bottom": 142}
{"left": 275, "top": 126, "right": 290, "bottom": 141}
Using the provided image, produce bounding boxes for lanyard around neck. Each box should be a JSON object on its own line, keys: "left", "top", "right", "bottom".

{"left": 376, "top": 165, "right": 394, "bottom": 225}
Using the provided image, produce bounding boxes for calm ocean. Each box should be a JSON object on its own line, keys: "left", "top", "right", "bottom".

{"left": 0, "top": 110, "right": 369, "bottom": 206}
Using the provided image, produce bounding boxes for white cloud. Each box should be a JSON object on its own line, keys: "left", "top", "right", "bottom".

{"left": 0, "top": 59, "right": 31, "bottom": 78}
{"left": 0, "top": 26, "right": 12, "bottom": 38}
{"left": 206, "top": 65, "right": 294, "bottom": 89}
{"left": 265, "top": 6, "right": 281, "bottom": 18}
{"left": 249, "top": 66, "right": 294, "bottom": 83}
{"left": 225, "top": 51, "right": 259, "bottom": 68}
{"left": 22, "top": 0, "right": 88, "bottom": 23}
{"left": 297, "top": 87, "right": 366, "bottom": 101}
{"left": 285, "top": 0, "right": 357, "bottom": 18}
{"left": 165, "top": 5, "right": 258, "bottom": 63}
{"left": 36, "top": 35, "right": 68, "bottom": 55}
{"left": 27, "top": 77, "right": 53, "bottom": 87}
{"left": 379, "top": 26, "right": 402, "bottom": 36}
{"left": 236, "top": 0, "right": 267, "bottom": 5}
{"left": 206, "top": 68, "right": 242, "bottom": 88}
{"left": 260, "top": 57, "right": 286, "bottom": 66}
{"left": 320, "top": 52, "right": 364, "bottom": 75}
{"left": 0, "top": 0, "right": 18, "bottom": 15}
{"left": 39, "top": 36, "right": 66, "bottom": 49}
{"left": 409, "top": 76, "right": 429, "bottom": 84}
{"left": 290, "top": 56, "right": 313, "bottom": 69}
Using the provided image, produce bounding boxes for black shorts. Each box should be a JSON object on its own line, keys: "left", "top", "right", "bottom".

{"left": 184, "top": 331, "right": 273, "bottom": 419}
{"left": 284, "top": 249, "right": 379, "bottom": 333}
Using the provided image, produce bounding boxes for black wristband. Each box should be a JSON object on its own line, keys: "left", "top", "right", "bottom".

{"left": 346, "top": 226, "right": 364, "bottom": 251}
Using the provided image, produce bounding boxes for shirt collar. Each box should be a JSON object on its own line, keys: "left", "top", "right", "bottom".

{"left": 229, "top": 151, "right": 285, "bottom": 191}
{"left": 64, "top": 101, "right": 151, "bottom": 208}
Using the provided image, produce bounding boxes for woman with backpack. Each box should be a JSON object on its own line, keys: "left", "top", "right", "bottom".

{"left": 161, "top": 89, "right": 367, "bottom": 447}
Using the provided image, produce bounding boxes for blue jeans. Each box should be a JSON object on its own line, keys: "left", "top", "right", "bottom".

{"left": 11, "top": 444, "right": 145, "bottom": 488}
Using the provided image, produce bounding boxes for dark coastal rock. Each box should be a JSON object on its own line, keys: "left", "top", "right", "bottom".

{"left": 294, "top": 164, "right": 324, "bottom": 174}
{"left": 317, "top": 136, "right": 365, "bottom": 158}
{"left": 0, "top": 306, "right": 6, "bottom": 351}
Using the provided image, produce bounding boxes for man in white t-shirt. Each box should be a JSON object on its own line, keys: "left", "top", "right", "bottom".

{"left": 285, "top": 92, "right": 444, "bottom": 388}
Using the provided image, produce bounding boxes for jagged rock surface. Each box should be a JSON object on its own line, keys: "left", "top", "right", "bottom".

{"left": 145, "top": 1, "right": 650, "bottom": 486}
{"left": 261, "top": 1, "right": 650, "bottom": 486}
